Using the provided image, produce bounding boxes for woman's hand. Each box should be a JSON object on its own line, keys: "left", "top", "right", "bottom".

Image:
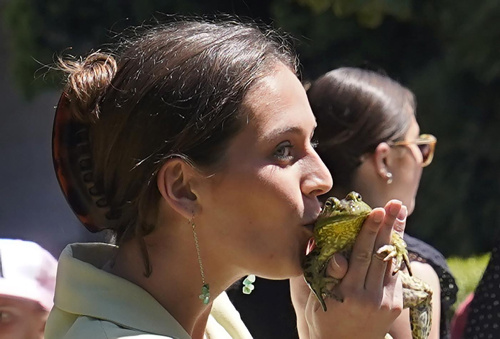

{"left": 290, "top": 200, "right": 408, "bottom": 339}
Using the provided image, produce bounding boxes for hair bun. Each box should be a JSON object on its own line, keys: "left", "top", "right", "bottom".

{"left": 59, "top": 52, "right": 117, "bottom": 123}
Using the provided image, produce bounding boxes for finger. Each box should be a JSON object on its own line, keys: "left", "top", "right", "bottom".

{"left": 325, "top": 253, "right": 348, "bottom": 280}
{"left": 290, "top": 275, "right": 311, "bottom": 309}
{"left": 289, "top": 275, "right": 310, "bottom": 335}
{"left": 365, "top": 200, "right": 402, "bottom": 290}
{"left": 342, "top": 207, "right": 384, "bottom": 288}
{"left": 383, "top": 261, "right": 404, "bottom": 312}
{"left": 394, "top": 205, "right": 407, "bottom": 237}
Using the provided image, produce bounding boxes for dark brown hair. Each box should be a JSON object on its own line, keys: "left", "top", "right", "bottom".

{"left": 308, "top": 67, "right": 415, "bottom": 191}
{"left": 57, "top": 19, "right": 297, "bottom": 244}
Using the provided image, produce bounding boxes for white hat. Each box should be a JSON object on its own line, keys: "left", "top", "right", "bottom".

{"left": 0, "top": 239, "right": 57, "bottom": 310}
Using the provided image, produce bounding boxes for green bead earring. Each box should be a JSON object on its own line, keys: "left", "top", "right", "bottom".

{"left": 199, "top": 283, "right": 210, "bottom": 305}
{"left": 191, "top": 217, "right": 210, "bottom": 305}
{"left": 242, "top": 274, "right": 256, "bottom": 294}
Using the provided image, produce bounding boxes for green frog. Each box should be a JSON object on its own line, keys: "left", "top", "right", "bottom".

{"left": 302, "top": 191, "right": 433, "bottom": 339}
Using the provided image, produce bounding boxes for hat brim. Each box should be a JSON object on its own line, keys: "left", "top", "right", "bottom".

{"left": 0, "top": 279, "right": 53, "bottom": 311}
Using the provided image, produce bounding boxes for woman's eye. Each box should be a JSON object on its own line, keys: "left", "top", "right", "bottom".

{"left": 274, "top": 142, "right": 293, "bottom": 160}
{"left": 311, "top": 139, "right": 319, "bottom": 149}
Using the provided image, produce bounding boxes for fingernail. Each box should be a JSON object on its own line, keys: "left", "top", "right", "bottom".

{"left": 373, "top": 211, "right": 383, "bottom": 224}
{"left": 397, "top": 205, "right": 408, "bottom": 221}
{"left": 395, "top": 206, "right": 407, "bottom": 232}
{"left": 389, "top": 201, "right": 402, "bottom": 217}
{"left": 331, "top": 254, "right": 341, "bottom": 269}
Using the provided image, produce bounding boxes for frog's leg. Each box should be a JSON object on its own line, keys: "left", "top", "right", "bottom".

{"left": 376, "top": 234, "right": 412, "bottom": 276}
{"left": 401, "top": 273, "right": 433, "bottom": 339}
{"left": 321, "top": 276, "right": 342, "bottom": 302}
{"left": 307, "top": 275, "right": 342, "bottom": 311}
{"left": 376, "top": 244, "right": 397, "bottom": 261}
{"left": 303, "top": 262, "right": 342, "bottom": 310}
{"left": 375, "top": 244, "right": 403, "bottom": 274}
{"left": 303, "top": 253, "right": 333, "bottom": 311}
{"left": 391, "top": 233, "right": 412, "bottom": 275}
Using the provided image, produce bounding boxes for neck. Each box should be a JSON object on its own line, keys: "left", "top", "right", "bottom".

{"left": 109, "top": 233, "right": 216, "bottom": 339}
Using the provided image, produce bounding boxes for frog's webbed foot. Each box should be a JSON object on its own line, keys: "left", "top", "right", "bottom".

{"left": 308, "top": 275, "right": 341, "bottom": 312}
{"left": 376, "top": 244, "right": 397, "bottom": 261}
{"left": 376, "top": 234, "right": 412, "bottom": 275}
{"left": 402, "top": 273, "right": 433, "bottom": 339}
{"left": 375, "top": 244, "right": 402, "bottom": 274}
{"left": 321, "top": 276, "right": 343, "bottom": 303}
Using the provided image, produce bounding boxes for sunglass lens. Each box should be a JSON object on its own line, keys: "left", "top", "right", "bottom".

{"left": 418, "top": 144, "right": 430, "bottom": 164}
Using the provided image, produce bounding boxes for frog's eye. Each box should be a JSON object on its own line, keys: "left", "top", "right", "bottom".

{"left": 324, "top": 197, "right": 340, "bottom": 210}
{"left": 346, "top": 191, "right": 362, "bottom": 201}
{"left": 324, "top": 199, "right": 333, "bottom": 209}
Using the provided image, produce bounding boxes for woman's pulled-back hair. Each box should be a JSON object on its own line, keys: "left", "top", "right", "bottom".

{"left": 308, "top": 67, "right": 415, "bottom": 190}
{"left": 56, "top": 19, "right": 297, "bottom": 245}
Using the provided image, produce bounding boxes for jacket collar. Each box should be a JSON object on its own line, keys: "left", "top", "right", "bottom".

{"left": 54, "top": 243, "right": 191, "bottom": 339}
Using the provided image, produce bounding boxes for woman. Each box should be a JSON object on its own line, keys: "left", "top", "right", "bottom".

{"left": 0, "top": 239, "right": 57, "bottom": 339}
{"left": 46, "top": 20, "right": 407, "bottom": 339}
{"left": 308, "top": 67, "right": 458, "bottom": 339}
{"left": 450, "top": 231, "right": 500, "bottom": 339}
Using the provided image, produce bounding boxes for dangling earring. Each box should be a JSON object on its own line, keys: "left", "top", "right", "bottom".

{"left": 242, "top": 274, "right": 256, "bottom": 294}
{"left": 386, "top": 172, "right": 393, "bottom": 185}
{"left": 190, "top": 217, "right": 210, "bottom": 304}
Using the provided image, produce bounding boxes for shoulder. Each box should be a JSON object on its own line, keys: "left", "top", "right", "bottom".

{"left": 404, "top": 233, "right": 448, "bottom": 269}
{"left": 404, "top": 233, "right": 458, "bottom": 309}
{"left": 410, "top": 261, "right": 441, "bottom": 292}
{"left": 64, "top": 317, "right": 174, "bottom": 339}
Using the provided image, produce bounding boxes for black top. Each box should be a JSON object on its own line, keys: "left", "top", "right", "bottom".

{"left": 227, "top": 233, "right": 458, "bottom": 339}
{"left": 463, "top": 234, "right": 500, "bottom": 339}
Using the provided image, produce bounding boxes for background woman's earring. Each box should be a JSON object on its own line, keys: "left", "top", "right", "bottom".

{"left": 242, "top": 274, "right": 256, "bottom": 294}
{"left": 191, "top": 218, "right": 210, "bottom": 304}
{"left": 386, "top": 172, "right": 393, "bottom": 184}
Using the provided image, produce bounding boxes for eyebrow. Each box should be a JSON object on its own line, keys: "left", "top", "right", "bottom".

{"left": 262, "top": 125, "right": 316, "bottom": 142}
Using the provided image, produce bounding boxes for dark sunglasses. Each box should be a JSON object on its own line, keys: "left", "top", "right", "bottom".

{"left": 387, "top": 134, "right": 437, "bottom": 167}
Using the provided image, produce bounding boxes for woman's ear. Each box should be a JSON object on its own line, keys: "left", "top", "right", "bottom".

{"left": 156, "top": 158, "right": 198, "bottom": 219}
{"left": 373, "top": 142, "right": 392, "bottom": 180}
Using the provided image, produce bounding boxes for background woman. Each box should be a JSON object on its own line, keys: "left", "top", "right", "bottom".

{"left": 229, "top": 66, "right": 456, "bottom": 339}
{"left": 46, "top": 20, "right": 406, "bottom": 339}
{"left": 308, "top": 67, "right": 458, "bottom": 339}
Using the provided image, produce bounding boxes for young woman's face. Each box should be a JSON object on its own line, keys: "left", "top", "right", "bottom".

{"left": 197, "top": 63, "right": 332, "bottom": 280}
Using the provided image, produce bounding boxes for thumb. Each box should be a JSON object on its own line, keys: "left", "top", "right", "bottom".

{"left": 326, "top": 253, "right": 348, "bottom": 279}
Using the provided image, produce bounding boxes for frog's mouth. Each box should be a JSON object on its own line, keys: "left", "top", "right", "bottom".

{"left": 306, "top": 237, "right": 316, "bottom": 255}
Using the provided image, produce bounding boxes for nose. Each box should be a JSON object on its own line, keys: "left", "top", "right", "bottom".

{"left": 301, "top": 149, "right": 333, "bottom": 197}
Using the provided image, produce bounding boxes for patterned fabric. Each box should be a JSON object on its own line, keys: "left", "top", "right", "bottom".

{"left": 405, "top": 234, "right": 459, "bottom": 339}
{"left": 462, "top": 234, "right": 500, "bottom": 339}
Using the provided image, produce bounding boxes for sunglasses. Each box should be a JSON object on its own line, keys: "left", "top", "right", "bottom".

{"left": 387, "top": 134, "right": 437, "bottom": 167}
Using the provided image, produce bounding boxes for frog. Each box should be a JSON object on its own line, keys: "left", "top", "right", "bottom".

{"left": 302, "top": 191, "right": 433, "bottom": 339}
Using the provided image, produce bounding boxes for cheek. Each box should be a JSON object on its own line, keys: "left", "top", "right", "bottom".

{"left": 401, "top": 151, "right": 423, "bottom": 185}
{"left": 206, "top": 172, "right": 292, "bottom": 239}
{"left": 405, "top": 165, "right": 423, "bottom": 209}
{"left": 392, "top": 157, "right": 422, "bottom": 208}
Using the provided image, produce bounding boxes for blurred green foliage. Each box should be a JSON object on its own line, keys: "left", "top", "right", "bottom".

{"left": 2, "top": 0, "right": 500, "bottom": 256}
{"left": 296, "top": 0, "right": 412, "bottom": 28}
{"left": 447, "top": 253, "right": 490, "bottom": 310}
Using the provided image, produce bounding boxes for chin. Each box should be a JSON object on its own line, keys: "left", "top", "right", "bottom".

{"left": 268, "top": 258, "right": 304, "bottom": 280}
